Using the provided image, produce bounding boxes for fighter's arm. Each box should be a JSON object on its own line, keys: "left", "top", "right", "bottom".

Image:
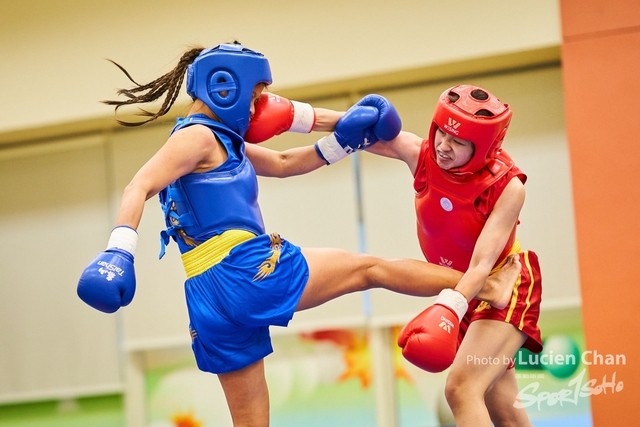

{"left": 245, "top": 102, "right": 375, "bottom": 177}
{"left": 245, "top": 143, "right": 326, "bottom": 178}
{"left": 247, "top": 95, "right": 402, "bottom": 177}
{"left": 364, "top": 130, "right": 423, "bottom": 174}
{"left": 77, "top": 124, "right": 221, "bottom": 313}
{"left": 312, "top": 108, "right": 343, "bottom": 132}
{"left": 115, "top": 125, "right": 223, "bottom": 229}
{"left": 454, "top": 177, "right": 525, "bottom": 301}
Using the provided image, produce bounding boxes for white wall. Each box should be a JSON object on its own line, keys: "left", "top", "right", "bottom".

{"left": 0, "top": 136, "right": 122, "bottom": 402}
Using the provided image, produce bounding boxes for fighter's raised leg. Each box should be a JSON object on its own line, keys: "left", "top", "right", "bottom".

{"left": 295, "top": 248, "right": 519, "bottom": 312}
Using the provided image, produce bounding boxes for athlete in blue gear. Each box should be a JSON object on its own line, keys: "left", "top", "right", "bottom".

{"left": 77, "top": 42, "right": 519, "bottom": 427}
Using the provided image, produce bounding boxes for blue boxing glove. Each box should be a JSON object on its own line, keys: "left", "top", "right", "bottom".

{"left": 77, "top": 226, "right": 138, "bottom": 314}
{"left": 314, "top": 95, "right": 402, "bottom": 164}
{"left": 353, "top": 94, "right": 402, "bottom": 143}
{"left": 314, "top": 105, "right": 380, "bottom": 164}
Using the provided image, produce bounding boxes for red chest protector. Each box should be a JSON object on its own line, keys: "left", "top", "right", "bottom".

{"left": 413, "top": 139, "right": 525, "bottom": 271}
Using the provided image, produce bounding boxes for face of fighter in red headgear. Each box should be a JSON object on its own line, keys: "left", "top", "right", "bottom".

{"left": 429, "top": 85, "right": 512, "bottom": 175}
{"left": 433, "top": 127, "right": 475, "bottom": 170}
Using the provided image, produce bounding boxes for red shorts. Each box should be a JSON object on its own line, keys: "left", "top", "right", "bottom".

{"left": 459, "top": 250, "right": 543, "bottom": 353}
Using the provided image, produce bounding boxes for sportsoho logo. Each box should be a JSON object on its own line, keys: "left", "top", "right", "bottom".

{"left": 444, "top": 117, "right": 461, "bottom": 135}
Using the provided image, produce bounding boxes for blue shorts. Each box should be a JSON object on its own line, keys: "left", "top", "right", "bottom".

{"left": 184, "top": 233, "right": 309, "bottom": 374}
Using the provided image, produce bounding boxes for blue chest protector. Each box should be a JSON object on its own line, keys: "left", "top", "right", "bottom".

{"left": 158, "top": 114, "right": 265, "bottom": 257}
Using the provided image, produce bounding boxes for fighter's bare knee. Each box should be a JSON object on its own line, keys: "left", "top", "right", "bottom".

{"left": 324, "top": 250, "right": 377, "bottom": 285}
{"left": 445, "top": 368, "right": 487, "bottom": 408}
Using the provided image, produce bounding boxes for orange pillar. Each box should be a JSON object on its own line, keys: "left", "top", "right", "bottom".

{"left": 559, "top": 1, "right": 640, "bottom": 425}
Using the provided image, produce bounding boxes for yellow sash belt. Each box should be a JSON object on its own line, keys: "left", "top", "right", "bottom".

{"left": 181, "top": 229, "right": 256, "bottom": 279}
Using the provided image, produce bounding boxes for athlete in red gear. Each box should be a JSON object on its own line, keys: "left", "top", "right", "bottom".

{"left": 368, "top": 85, "right": 542, "bottom": 427}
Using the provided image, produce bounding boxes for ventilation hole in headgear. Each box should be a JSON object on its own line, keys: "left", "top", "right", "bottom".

{"left": 217, "top": 76, "right": 229, "bottom": 97}
{"left": 474, "top": 109, "right": 494, "bottom": 117}
{"left": 471, "top": 89, "right": 489, "bottom": 101}
{"left": 447, "top": 91, "right": 460, "bottom": 103}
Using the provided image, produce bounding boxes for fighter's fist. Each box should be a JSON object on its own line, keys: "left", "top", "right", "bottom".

{"left": 397, "top": 289, "right": 468, "bottom": 373}
{"left": 244, "top": 93, "right": 316, "bottom": 143}
{"left": 77, "top": 248, "right": 136, "bottom": 313}
{"left": 77, "top": 226, "right": 138, "bottom": 314}
{"left": 353, "top": 94, "right": 402, "bottom": 143}
{"left": 314, "top": 95, "right": 401, "bottom": 164}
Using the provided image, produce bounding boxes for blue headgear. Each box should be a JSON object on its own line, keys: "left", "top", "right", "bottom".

{"left": 186, "top": 43, "right": 272, "bottom": 137}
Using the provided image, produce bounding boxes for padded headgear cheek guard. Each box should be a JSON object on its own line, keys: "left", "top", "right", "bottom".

{"left": 429, "top": 85, "right": 512, "bottom": 175}
{"left": 186, "top": 43, "right": 272, "bottom": 137}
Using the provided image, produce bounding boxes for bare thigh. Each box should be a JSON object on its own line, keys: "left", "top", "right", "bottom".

{"left": 218, "top": 359, "right": 269, "bottom": 427}
{"left": 296, "top": 247, "right": 373, "bottom": 311}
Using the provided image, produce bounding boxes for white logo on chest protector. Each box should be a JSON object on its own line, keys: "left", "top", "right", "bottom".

{"left": 440, "top": 197, "right": 453, "bottom": 211}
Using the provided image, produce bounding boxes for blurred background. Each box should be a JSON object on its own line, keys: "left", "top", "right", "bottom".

{"left": 0, "top": 1, "right": 637, "bottom": 426}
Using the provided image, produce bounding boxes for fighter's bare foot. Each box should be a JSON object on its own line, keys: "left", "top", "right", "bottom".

{"left": 476, "top": 254, "right": 521, "bottom": 310}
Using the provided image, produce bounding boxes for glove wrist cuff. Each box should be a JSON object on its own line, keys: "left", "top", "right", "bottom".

{"left": 107, "top": 226, "right": 138, "bottom": 257}
{"left": 289, "top": 101, "right": 316, "bottom": 133}
{"left": 315, "top": 133, "right": 347, "bottom": 165}
{"left": 436, "top": 289, "right": 469, "bottom": 322}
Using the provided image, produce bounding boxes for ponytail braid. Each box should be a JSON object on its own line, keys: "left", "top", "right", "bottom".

{"left": 102, "top": 46, "right": 204, "bottom": 127}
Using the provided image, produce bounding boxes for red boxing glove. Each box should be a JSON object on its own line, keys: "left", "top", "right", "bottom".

{"left": 245, "top": 93, "right": 316, "bottom": 143}
{"left": 398, "top": 289, "right": 468, "bottom": 373}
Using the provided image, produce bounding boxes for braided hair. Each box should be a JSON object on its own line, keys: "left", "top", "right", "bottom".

{"left": 102, "top": 46, "right": 204, "bottom": 126}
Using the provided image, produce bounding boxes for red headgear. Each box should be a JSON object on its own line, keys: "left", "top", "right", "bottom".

{"left": 429, "top": 85, "right": 512, "bottom": 175}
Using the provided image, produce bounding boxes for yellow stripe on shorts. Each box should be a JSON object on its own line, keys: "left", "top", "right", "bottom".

{"left": 492, "top": 239, "right": 521, "bottom": 322}
{"left": 489, "top": 239, "right": 521, "bottom": 274}
{"left": 519, "top": 251, "right": 536, "bottom": 329}
{"left": 181, "top": 229, "right": 256, "bottom": 278}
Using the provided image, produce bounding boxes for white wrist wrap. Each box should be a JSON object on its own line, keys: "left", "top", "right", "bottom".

{"left": 107, "top": 226, "right": 138, "bottom": 257}
{"left": 435, "top": 289, "right": 469, "bottom": 322}
{"left": 289, "top": 101, "right": 315, "bottom": 133}
{"left": 315, "top": 133, "right": 348, "bottom": 164}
